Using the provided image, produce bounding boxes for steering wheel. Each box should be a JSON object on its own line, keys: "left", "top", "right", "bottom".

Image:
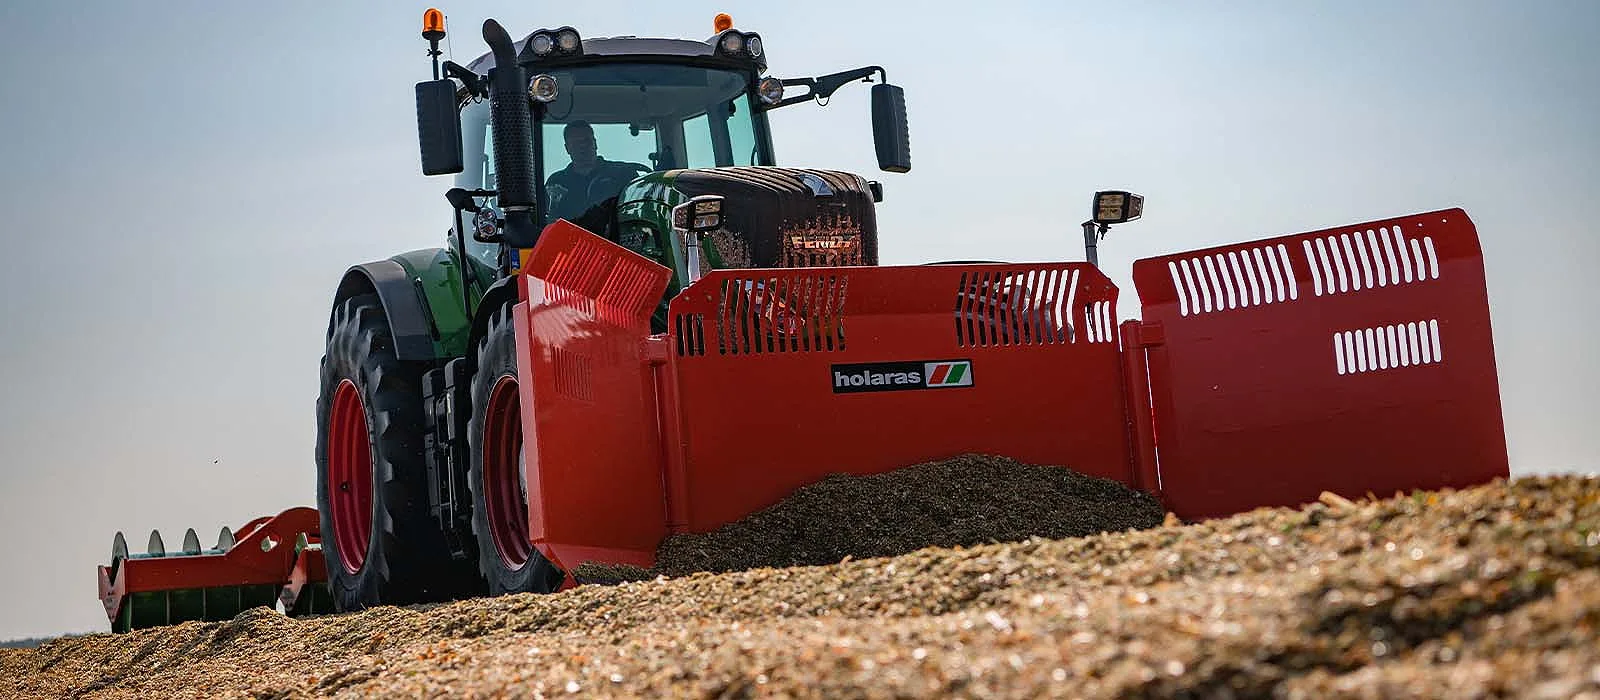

{"left": 566, "top": 163, "right": 653, "bottom": 236}
{"left": 587, "top": 162, "right": 651, "bottom": 195}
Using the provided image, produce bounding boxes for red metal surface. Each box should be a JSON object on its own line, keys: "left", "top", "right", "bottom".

{"left": 326, "top": 379, "right": 371, "bottom": 574}
{"left": 97, "top": 506, "right": 324, "bottom": 624}
{"left": 513, "top": 220, "right": 675, "bottom": 572}
{"left": 1119, "top": 319, "right": 1161, "bottom": 497}
{"left": 483, "top": 375, "right": 532, "bottom": 569}
{"left": 663, "top": 263, "right": 1134, "bottom": 534}
{"left": 1131, "top": 208, "right": 1509, "bottom": 520}
{"left": 279, "top": 539, "right": 329, "bottom": 612}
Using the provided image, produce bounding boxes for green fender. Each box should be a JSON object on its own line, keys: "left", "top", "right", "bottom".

{"left": 329, "top": 247, "right": 491, "bottom": 362}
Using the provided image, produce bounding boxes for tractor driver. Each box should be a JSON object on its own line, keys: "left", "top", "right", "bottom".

{"left": 544, "top": 120, "right": 649, "bottom": 233}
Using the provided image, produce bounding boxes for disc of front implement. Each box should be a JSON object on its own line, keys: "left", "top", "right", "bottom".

{"left": 181, "top": 529, "right": 201, "bottom": 555}
{"left": 326, "top": 379, "right": 374, "bottom": 574}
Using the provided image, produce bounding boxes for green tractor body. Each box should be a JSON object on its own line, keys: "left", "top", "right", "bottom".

{"left": 310, "top": 14, "right": 912, "bottom": 612}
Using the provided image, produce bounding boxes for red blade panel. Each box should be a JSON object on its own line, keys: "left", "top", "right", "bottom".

{"left": 1132, "top": 208, "right": 1509, "bottom": 520}
{"left": 663, "top": 262, "right": 1136, "bottom": 534}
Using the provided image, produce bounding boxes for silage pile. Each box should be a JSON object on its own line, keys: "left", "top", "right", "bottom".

{"left": 3, "top": 461, "right": 1597, "bottom": 699}
{"left": 576, "top": 454, "right": 1168, "bottom": 583}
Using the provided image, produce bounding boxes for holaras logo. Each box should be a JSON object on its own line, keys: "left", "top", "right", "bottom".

{"left": 923, "top": 361, "right": 972, "bottom": 387}
{"left": 830, "top": 360, "right": 974, "bottom": 394}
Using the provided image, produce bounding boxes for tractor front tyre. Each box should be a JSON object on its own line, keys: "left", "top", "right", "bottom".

{"left": 315, "top": 292, "right": 474, "bottom": 611}
{"left": 467, "top": 303, "right": 565, "bottom": 595}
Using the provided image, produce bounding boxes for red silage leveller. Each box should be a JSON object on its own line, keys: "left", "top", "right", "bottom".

{"left": 512, "top": 207, "right": 1508, "bottom": 578}
{"left": 96, "top": 207, "right": 1509, "bottom": 625}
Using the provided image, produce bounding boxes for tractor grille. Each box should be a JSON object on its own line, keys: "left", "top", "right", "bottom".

{"left": 673, "top": 167, "right": 878, "bottom": 270}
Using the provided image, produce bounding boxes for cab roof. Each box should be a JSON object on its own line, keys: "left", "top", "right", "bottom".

{"left": 464, "top": 34, "right": 735, "bottom": 74}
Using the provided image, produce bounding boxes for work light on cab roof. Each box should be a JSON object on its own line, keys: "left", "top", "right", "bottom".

{"left": 527, "top": 73, "right": 558, "bottom": 103}
{"left": 710, "top": 12, "right": 763, "bottom": 59}
{"left": 527, "top": 27, "right": 582, "bottom": 58}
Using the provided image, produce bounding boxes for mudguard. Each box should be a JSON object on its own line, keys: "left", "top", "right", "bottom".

{"left": 331, "top": 248, "right": 480, "bottom": 361}
{"left": 333, "top": 260, "right": 437, "bottom": 361}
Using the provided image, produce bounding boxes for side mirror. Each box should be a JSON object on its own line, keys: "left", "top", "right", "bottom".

{"left": 415, "top": 78, "right": 463, "bottom": 175}
{"left": 871, "top": 83, "right": 910, "bottom": 173}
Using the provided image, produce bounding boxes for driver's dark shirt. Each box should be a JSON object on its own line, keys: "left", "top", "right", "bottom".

{"left": 544, "top": 158, "right": 641, "bottom": 223}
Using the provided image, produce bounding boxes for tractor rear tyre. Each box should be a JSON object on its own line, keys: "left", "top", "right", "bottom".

{"left": 315, "top": 292, "right": 481, "bottom": 611}
{"left": 467, "top": 302, "right": 566, "bottom": 595}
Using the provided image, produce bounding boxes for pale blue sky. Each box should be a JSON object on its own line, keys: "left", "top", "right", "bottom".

{"left": 1, "top": 1, "right": 1595, "bottom": 640}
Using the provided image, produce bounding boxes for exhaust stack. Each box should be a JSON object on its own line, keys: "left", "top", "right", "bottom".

{"left": 482, "top": 19, "right": 540, "bottom": 249}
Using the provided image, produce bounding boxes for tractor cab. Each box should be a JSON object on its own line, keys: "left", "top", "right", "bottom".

{"left": 456, "top": 35, "right": 777, "bottom": 254}
{"left": 417, "top": 14, "right": 911, "bottom": 308}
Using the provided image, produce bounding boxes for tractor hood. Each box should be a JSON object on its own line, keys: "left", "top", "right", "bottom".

{"left": 670, "top": 166, "right": 879, "bottom": 269}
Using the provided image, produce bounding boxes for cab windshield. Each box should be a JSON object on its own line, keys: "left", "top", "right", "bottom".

{"left": 533, "top": 63, "right": 766, "bottom": 227}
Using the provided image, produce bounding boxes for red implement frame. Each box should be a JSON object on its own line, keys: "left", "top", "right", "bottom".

{"left": 97, "top": 506, "right": 325, "bottom": 625}
{"left": 513, "top": 221, "right": 1132, "bottom": 572}
{"left": 663, "top": 263, "right": 1129, "bottom": 533}
{"left": 512, "top": 206, "right": 1509, "bottom": 573}
{"left": 1130, "top": 208, "right": 1509, "bottom": 519}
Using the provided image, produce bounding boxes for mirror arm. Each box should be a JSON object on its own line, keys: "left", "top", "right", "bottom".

{"left": 443, "top": 60, "right": 486, "bottom": 97}
{"left": 771, "top": 66, "right": 886, "bottom": 109}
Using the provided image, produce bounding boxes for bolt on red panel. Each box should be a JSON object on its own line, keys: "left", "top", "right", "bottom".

{"left": 662, "top": 262, "right": 1136, "bottom": 535}
{"left": 1131, "top": 208, "right": 1509, "bottom": 520}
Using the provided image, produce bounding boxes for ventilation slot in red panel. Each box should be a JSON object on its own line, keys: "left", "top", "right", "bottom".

{"left": 674, "top": 313, "right": 707, "bottom": 357}
{"left": 1303, "top": 226, "right": 1440, "bottom": 298}
{"left": 538, "top": 231, "right": 670, "bottom": 331}
{"left": 955, "top": 269, "right": 1083, "bottom": 346}
{"left": 714, "top": 275, "right": 848, "bottom": 355}
{"left": 551, "top": 347, "right": 594, "bottom": 400}
{"left": 1334, "top": 319, "right": 1443, "bottom": 375}
{"left": 1166, "top": 244, "right": 1299, "bottom": 317}
{"left": 1082, "top": 300, "right": 1116, "bottom": 344}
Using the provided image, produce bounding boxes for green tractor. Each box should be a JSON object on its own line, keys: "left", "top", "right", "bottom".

{"left": 314, "top": 10, "right": 912, "bottom": 611}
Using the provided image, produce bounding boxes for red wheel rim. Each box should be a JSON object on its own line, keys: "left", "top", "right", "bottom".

{"left": 483, "top": 375, "right": 532, "bottom": 569}
{"left": 327, "top": 379, "right": 373, "bottom": 574}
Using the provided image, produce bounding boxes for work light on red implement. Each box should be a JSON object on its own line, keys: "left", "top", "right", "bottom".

{"left": 1082, "top": 190, "right": 1145, "bottom": 268}
{"left": 1093, "top": 190, "right": 1144, "bottom": 225}
{"left": 673, "top": 194, "right": 727, "bottom": 284}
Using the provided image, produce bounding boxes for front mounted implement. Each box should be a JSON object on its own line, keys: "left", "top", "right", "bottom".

{"left": 506, "top": 207, "right": 1509, "bottom": 579}
{"left": 509, "top": 220, "right": 1130, "bottom": 572}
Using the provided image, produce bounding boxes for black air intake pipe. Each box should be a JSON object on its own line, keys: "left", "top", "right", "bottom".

{"left": 482, "top": 19, "right": 539, "bottom": 248}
